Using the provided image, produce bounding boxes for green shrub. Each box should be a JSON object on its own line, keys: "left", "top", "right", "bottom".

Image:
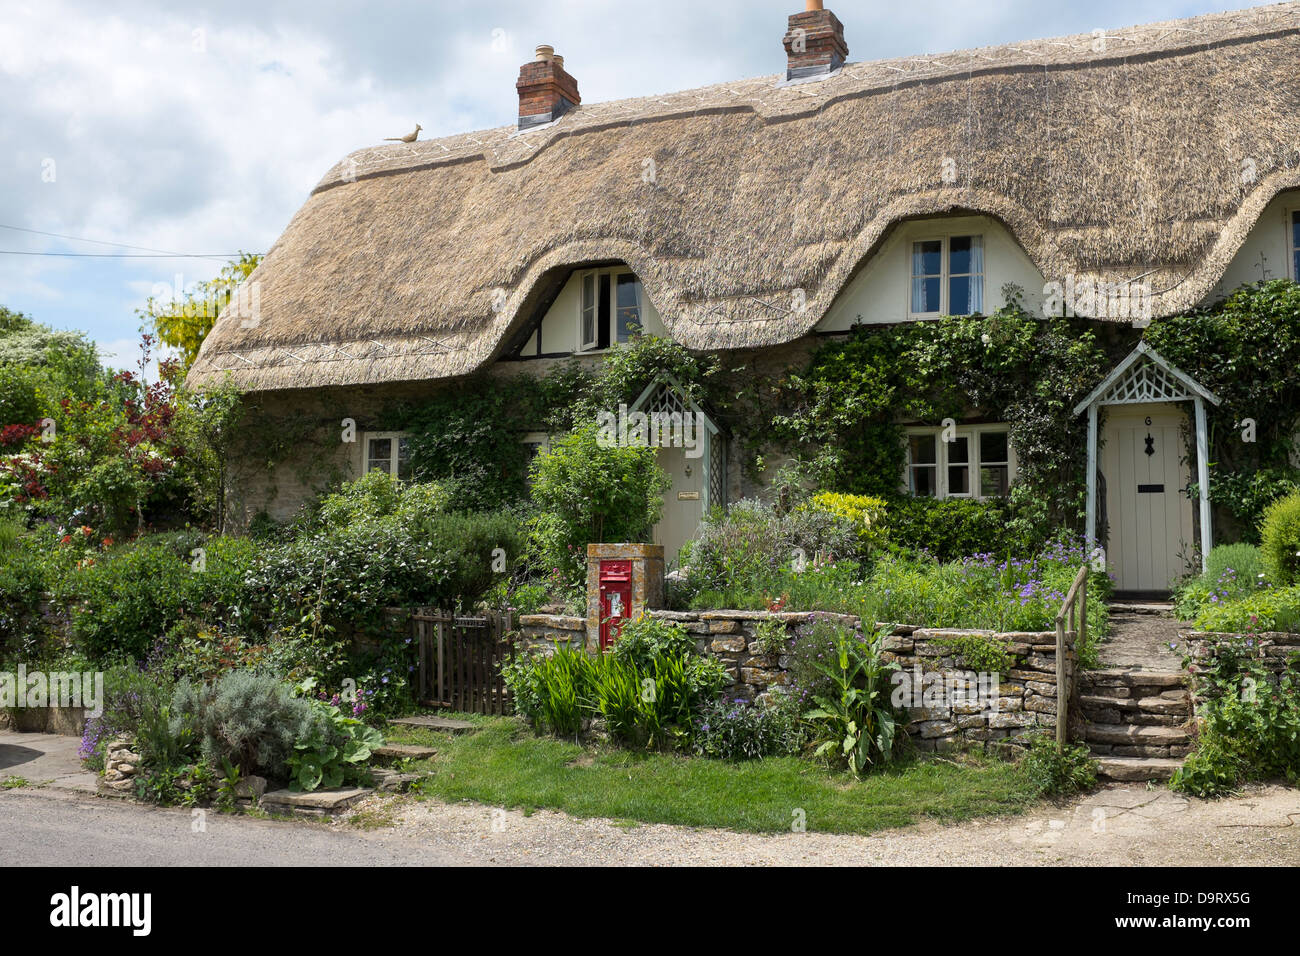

{"left": 61, "top": 533, "right": 256, "bottom": 663}
{"left": 692, "top": 695, "right": 803, "bottom": 761}
{"left": 1175, "top": 542, "right": 1270, "bottom": 621}
{"left": 1172, "top": 651, "right": 1300, "bottom": 796}
{"left": 286, "top": 697, "right": 384, "bottom": 792}
{"left": 0, "top": 520, "right": 51, "bottom": 660}
{"left": 883, "top": 496, "right": 1021, "bottom": 561}
{"left": 800, "top": 621, "right": 902, "bottom": 775}
{"left": 1020, "top": 734, "right": 1097, "bottom": 796}
{"left": 1192, "top": 585, "right": 1300, "bottom": 633}
{"left": 1259, "top": 491, "right": 1300, "bottom": 587}
{"left": 675, "top": 498, "right": 861, "bottom": 604}
{"left": 173, "top": 671, "right": 318, "bottom": 780}
{"left": 803, "top": 493, "right": 887, "bottom": 550}
{"left": 935, "top": 633, "right": 1016, "bottom": 677}
{"left": 528, "top": 422, "right": 670, "bottom": 585}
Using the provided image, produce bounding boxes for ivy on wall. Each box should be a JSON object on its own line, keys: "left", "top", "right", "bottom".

{"left": 776, "top": 291, "right": 1114, "bottom": 547}
{"left": 1142, "top": 280, "right": 1300, "bottom": 541}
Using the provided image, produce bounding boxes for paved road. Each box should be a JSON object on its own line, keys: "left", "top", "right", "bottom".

{"left": 0, "top": 788, "right": 471, "bottom": 866}
{"left": 4, "top": 780, "right": 1300, "bottom": 867}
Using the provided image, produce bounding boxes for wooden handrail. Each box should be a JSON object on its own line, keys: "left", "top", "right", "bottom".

{"left": 1053, "top": 564, "right": 1090, "bottom": 750}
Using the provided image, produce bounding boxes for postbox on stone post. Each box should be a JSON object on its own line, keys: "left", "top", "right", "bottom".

{"left": 586, "top": 543, "right": 665, "bottom": 652}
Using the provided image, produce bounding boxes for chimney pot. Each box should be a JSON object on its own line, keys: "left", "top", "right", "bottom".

{"left": 517, "top": 46, "right": 580, "bottom": 129}
{"left": 784, "top": 4, "right": 847, "bottom": 81}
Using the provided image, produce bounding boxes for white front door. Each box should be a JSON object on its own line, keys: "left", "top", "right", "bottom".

{"left": 652, "top": 445, "right": 704, "bottom": 566}
{"left": 1100, "top": 402, "right": 1194, "bottom": 593}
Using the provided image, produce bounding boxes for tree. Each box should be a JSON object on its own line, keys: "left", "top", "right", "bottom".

{"left": 139, "top": 252, "right": 261, "bottom": 368}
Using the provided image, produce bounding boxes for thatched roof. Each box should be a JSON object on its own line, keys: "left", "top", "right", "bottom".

{"left": 189, "top": 2, "right": 1300, "bottom": 392}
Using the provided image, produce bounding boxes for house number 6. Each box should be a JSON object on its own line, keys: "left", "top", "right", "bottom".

{"left": 1144, "top": 416, "right": 1152, "bottom": 426}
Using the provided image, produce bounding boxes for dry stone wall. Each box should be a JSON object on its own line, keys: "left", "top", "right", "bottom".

{"left": 515, "top": 610, "right": 1075, "bottom": 752}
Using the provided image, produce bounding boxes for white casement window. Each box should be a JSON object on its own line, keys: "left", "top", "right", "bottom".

{"left": 909, "top": 234, "right": 984, "bottom": 317}
{"left": 1291, "top": 210, "right": 1300, "bottom": 282}
{"left": 905, "top": 425, "right": 1013, "bottom": 499}
{"left": 363, "top": 431, "right": 411, "bottom": 480}
{"left": 580, "top": 273, "right": 598, "bottom": 351}
{"left": 576, "top": 269, "right": 644, "bottom": 351}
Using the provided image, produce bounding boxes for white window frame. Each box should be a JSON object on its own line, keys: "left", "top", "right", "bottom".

{"left": 903, "top": 424, "right": 1015, "bottom": 500}
{"left": 579, "top": 272, "right": 598, "bottom": 351}
{"left": 907, "top": 232, "right": 985, "bottom": 319}
{"left": 1289, "top": 207, "right": 1300, "bottom": 282}
{"left": 361, "top": 430, "right": 410, "bottom": 481}
{"left": 575, "top": 268, "right": 644, "bottom": 352}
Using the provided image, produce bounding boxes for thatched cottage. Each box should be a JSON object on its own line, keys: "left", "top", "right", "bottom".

{"left": 189, "top": 1, "right": 1300, "bottom": 591}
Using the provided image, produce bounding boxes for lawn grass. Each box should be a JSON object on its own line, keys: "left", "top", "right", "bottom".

{"left": 384, "top": 715, "right": 1041, "bottom": 835}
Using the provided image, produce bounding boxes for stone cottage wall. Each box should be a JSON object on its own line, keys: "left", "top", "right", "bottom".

{"left": 515, "top": 610, "right": 1073, "bottom": 752}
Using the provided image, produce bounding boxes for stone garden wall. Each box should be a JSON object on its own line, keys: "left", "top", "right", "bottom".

{"left": 1182, "top": 629, "right": 1300, "bottom": 707}
{"left": 515, "top": 610, "right": 1074, "bottom": 752}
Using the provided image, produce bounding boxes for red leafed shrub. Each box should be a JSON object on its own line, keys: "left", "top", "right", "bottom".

{"left": 0, "top": 423, "right": 39, "bottom": 447}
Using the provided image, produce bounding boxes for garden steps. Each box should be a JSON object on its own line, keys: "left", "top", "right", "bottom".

{"left": 388, "top": 716, "right": 478, "bottom": 734}
{"left": 1080, "top": 664, "right": 1193, "bottom": 780}
{"left": 1095, "top": 756, "right": 1183, "bottom": 783}
{"left": 374, "top": 743, "right": 437, "bottom": 760}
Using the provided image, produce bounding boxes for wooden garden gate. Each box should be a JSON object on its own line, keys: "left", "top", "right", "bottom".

{"left": 410, "top": 610, "right": 514, "bottom": 715}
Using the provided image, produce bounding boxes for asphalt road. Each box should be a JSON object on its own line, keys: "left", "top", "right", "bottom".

{"left": 0, "top": 788, "right": 470, "bottom": 867}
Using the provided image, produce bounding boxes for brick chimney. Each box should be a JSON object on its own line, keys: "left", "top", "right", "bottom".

{"left": 783, "top": 1, "right": 848, "bottom": 81}
{"left": 516, "top": 45, "right": 581, "bottom": 129}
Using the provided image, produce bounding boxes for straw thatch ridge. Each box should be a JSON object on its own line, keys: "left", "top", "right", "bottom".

{"left": 190, "top": 2, "right": 1300, "bottom": 392}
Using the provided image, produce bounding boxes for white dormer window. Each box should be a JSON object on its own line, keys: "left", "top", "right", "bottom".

{"left": 910, "top": 235, "right": 984, "bottom": 317}
{"left": 363, "top": 431, "right": 411, "bottom": 481}
{"left": 576, "top": 269, "right": 643, "bottom": 351}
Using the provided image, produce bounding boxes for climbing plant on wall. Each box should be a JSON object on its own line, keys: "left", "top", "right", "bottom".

{"left": 1142, "top": 280, "right": 1300, "bottom": 540}
{"left": 776, "top": 291, "right": 1114, "bottom": 549}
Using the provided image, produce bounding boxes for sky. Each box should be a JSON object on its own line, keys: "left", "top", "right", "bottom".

{"left": 0, "top": 0, "right": 1253, "bottom": 372}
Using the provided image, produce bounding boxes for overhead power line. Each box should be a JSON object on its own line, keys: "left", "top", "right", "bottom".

{"left": 0, "top": 223, "right": 260, "bottom": 261}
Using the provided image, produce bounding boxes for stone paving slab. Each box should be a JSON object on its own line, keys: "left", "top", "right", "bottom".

{"left": 389, "top": 716, "right": 477, "bottom": 734}
{"left": 0, "top": 731, "right": 98, "bottom": 793}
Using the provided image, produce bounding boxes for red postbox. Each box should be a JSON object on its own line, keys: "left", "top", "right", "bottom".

{"left": 598, "top": 559, "right": 633, "bottom": 649}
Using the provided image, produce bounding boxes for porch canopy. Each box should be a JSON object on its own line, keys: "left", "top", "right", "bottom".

{"left": 1072, "top": 341, "right": 1221, "bottom": 573}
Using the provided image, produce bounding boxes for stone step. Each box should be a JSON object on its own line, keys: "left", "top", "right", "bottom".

{"left": 260, "top": 787, "right": 371, "bottom": 817}
{"left": 1081, "top": 669, "right": 1187, "bottom": 689}
{"left": 388, "top": 716, "right": 478, "bottom": 734}
{"left": 374, "top": 743, "right": 437, "bottom": 760}
{"left": 1096, "top": 756, "right": 1183, "bottom": 782}
{"left": 1080, "top": 694, "right": 1190, "bottom": 717}
{"left": 1083, "top": 723, "right": 1190, "bottom": 746}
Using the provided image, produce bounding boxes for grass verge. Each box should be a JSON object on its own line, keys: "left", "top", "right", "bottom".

{"left": 385, "top": 715, "right": 1040, "bottom": 835}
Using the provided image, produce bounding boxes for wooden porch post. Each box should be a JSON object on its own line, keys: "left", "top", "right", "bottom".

{"left": 1085, "top": 403, "right": 1098, "bottom": 553}
{"left": 1194, "top": 396, "right": 1212, "bottom": 573}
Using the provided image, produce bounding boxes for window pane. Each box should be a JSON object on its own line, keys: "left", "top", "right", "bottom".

{"left": 1293, "top": 211, "right": 1299, "bottom": 279}
{"left": 912, "top": 277, "right": 940, "bottom": 313}
{"left": 949, "top": 275, "right": 971, "bottom": 315}
{"left": 910, "top": 466, "right": 937, "bottom": 497}
{"left": 980, "top": 431, "right": 1008, "bottom": 464}
{"left": 947, "top": 435, "right": 969, "bottom": 463}
{"left": 397, "top": 437, "right": 412, "bottom": 480}
{"left": 912, "top": 240, "right": 942, "bottom": 276}
{"left": 911, "top": 240, "right": 942, "bottom": 313}
{"left": 909, "top": 433, "right": 937, "bottom": 465}
{"left": 948, "top": 465, "right": 970, "bottom": 495}
{"left": 581, "top": 274, "right": 596, "bottom": 347}
{"left": 949, "top": 235, "right": 973, "bottom": 274}
{"left": 615, "top": 274, "right": 641, "bottom": 343}
{"left": 366, "top": 437, "right": 392, "bottom": 475}
{"left": 980, "top": 465, "right": 1009, "bottom": 497}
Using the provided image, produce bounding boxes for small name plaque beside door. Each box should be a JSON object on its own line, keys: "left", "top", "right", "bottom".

{"left": 1137, "top": 484, "right": 1165, "bottom": 494}
{"left": 677, "top": 491, "right": 701, "bottom": 501}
